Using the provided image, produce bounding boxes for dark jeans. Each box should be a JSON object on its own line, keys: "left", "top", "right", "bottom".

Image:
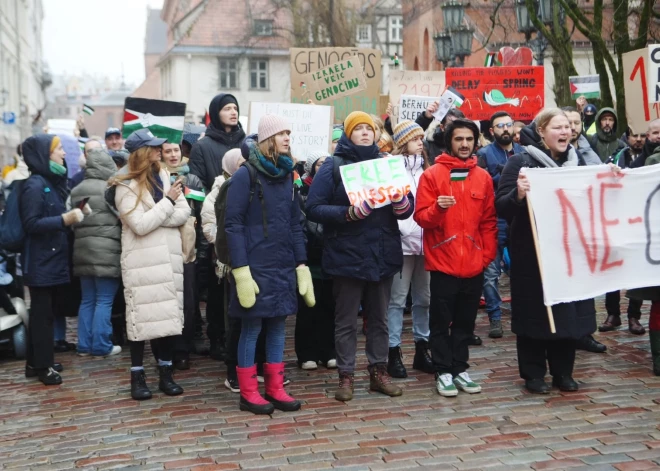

{"left": 429, "top": 271, "right": 483, "bottom": 376}
{"left": 605, "top": 291, "right": 643, "bottom": 319}
{"left": 130, "top": 336, "right": 175, "bottom": 367}
{"left": 333, "top": 276, "right": 392, "bottom": 374}
{"left": 27, "top": 285, "right": 68, "bottom": 369}
{"left": 295, "top": 277, "right": 336, "bottom": 364}
{"left": 174, "top": 263, "right": 197, "bottom": 359}
{"left": 516, "top": 335, "right": 575, "bottom": 380}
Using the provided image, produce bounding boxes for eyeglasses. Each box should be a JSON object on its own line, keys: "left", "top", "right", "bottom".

{"left": 493, "top": 122, "right": 514, "bottom": 129}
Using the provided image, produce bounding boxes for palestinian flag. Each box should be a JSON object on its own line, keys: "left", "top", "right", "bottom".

{"left": 450, "top": 168, "right": 469, "bottom": 181}
{"left": 184, "top": 187, "right": 205, "bottom": 202}
{"left": 569, "top": 75, "right": 600, "bottom": 100}
{"left": 122, "top": 97, "right": 187, "bottom": 144}
{"left": 82, "top": 104, "right": 95, "bottom": 116}
{"left": 484, "top": 52, "right": 501, "bottom": 67}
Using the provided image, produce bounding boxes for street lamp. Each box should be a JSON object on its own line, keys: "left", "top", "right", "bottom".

{"left": 515, "top": 0, "right": 549, "bottom": 66}
{"left": 434, "top": 1, "right": 474, "bottom": 68}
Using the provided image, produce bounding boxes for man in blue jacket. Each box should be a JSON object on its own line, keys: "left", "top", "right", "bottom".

{"left": 476, "top": 112, "right": 522, "bottom": 338}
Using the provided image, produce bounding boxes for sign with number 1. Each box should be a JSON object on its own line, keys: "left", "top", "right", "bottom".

{"left": 623, "top": 47, "right": 660, "bottom": 133}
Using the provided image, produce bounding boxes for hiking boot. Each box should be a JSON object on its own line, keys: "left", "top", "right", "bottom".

{"left": 369, "top": 364, "right": 402, "bottom": 397}
{"left": 599, "top": 314, "right": 621, "bottom": 332}
{"left": 335, "top": 372, "right": 354, "bottom": 402}
{"left": 453, "top": 372, "right": 482, "bottom": 394}
{"left": 629, "top": 318, "right": 646, "bottom": 335}
{"left": 387, "top": 346, "right": 407, "bottom": 378}
{"left": 158, "top": 365, "right": 183, "bottom": 396}
{"left": 488, "top": 319, "right": 503, "bottom": 339}
{"left": 576, "top": 334, "right": 607, "bottom": 353}
{"left": 412, "top": 340, "right": 434, "bottom": 374}
{"left": 263, "top": 363, "right": 301, "bottom": 412}
{"left": 130, "top": 369, "right": 152, "bottom": 400}
{"left": 236, "top": 365, "right": 274, "bottom": 415}
{"left": 552, "top": 376, "right": 579, "bottom": 391}
{"left": 435, "top": 372, "right": 458, "bottom": 397}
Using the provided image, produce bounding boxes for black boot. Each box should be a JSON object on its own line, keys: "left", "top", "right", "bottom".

{"left": 576, "top": 334, "right": 607, "bottom": 353}
{"left": 387, "top": 346, "right": 407, "bottom": 378}
{"left": 158, "top": 365, "right": 183, "bottom": 396}
{"left": 412, "top": 340, "right": 434, "bottom": 374}
{"left": 130, "top": 369, "right": 152, "bottom": 400}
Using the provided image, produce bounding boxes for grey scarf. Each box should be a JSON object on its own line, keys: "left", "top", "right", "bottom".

{"left": 525, "top": 144, "right": 578, "bottom": 168}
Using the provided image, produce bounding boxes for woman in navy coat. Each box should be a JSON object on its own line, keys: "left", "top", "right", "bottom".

{"left": 225, "top": 114, "right": 314, "bottom": 415}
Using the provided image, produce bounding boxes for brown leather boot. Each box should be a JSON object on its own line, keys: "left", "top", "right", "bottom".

{"left": 598, "top": 314, "right": 621, "bottom": 332}
{"left": 335, "top": 372, "right": 354, "bottom": 402}
{"left": 629, "top": 318, "right": 646, "bottom": 335}
{"left": 369, "top": 364, "right": 402, "bottom": 397}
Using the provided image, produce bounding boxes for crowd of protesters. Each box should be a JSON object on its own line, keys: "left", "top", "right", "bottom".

{"left": 2, "top": 90, "right": 660, "bottom": 416}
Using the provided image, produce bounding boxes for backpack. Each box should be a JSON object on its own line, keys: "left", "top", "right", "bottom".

{"left": 332, "top": 155, "right": 348, "bottom": 186}
{"left": 214, "top": 162, "right": 267, "bottom": 266}
{"left": 0, "top": 180, "right": 30, "bottom": 252}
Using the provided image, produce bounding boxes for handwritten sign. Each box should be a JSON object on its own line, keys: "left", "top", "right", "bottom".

{"left": 248, "top": 102, "right": 333, "bottom": 160}
{"left": 290, "top": 47, "right": 381, "bottom": 121}
{"left": 648, "top": 44, "right": 660, "bottom": 103}
{"left": 303, "top": 59, "right": 367, "bottom": 105}
{"left": 389, "top": 71, "right": 446, "bottom": 116}
{"left": 398, "top": 95, "right": 433, "bottom": 122}
{"left": 445, "top": 66, "right": 544, "bottom": 121}
{"left": 340, "top": 156, "right": 411, "bottom": 208}
{"left": 525, "top": 165, "right": 660, "bottom": 305}
{"left": 624, "top": 47, "right": 660, "bottom": 134}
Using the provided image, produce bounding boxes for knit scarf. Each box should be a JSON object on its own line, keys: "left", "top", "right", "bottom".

{"left": 525, "top": 144, "right": 578, "bottom": 168}
{"left": 49, "top": 160, "right": 67, "bottom": 176}
{"left": 248, "top": 145, "right": 294, "bottom": 180}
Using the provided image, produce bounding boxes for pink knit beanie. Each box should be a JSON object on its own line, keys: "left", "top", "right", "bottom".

{"left": 257, "top": 114, "right": 291, "bottom": 143}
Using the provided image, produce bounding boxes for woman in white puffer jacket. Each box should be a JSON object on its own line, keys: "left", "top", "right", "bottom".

{"left": 386, "top": 120, "right": 433, "bottom": 379}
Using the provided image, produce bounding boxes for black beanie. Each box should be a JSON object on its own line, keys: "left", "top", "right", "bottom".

{"left": 208, "top": 93, "right": 239, "bottom": 129}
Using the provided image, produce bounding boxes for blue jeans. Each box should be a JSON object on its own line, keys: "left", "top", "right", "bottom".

{"left": 77, "top": 276, "right": 120, "bottom": 355}
{"left": 387, "top": 255, "right": 430, "bottom": 347}
{"left": 54, "top": 316, "right": 66, "bottom": 341}
{"left": 483, "top": 247, "right": 503, "bottom": 322}
{"left": 237, "top": 316, "right": 287, "bottom": 368}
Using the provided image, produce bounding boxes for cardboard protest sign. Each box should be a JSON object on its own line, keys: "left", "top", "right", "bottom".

{"left": 389, "top": 71, "right": 446, "bottom": 115}
{"left": 290, "top": 47, "right": 381, "bottom": 121}
{"left": 648, "top": 44, "right": 660, "bottom": 103}
{"left": 623, "top": 47, "right": 660, "bottom": 134}
{"left": 524, "top": 164, "right": 660, "bottom": 305}
{"left": 433, "top": 87, "right": 465, "bottom": 122}
{"left": 569, "top": 75, "right": 600, "bottom": 100}
{"left": 340, "top": 156, "right": 410, "bottom": 208}
{"left": 398, "top": 95, "right": 433, "bottom": 122}
{"left": 123, "top": 98, "right": 186, "bottom": 143}
{"left": 248, "top": 102, "right": 333, "bottom": 160}
{"left": 445, "top": 66, "right": 544, "bottom": 121}
{"left": 303, "top": 59, "right": 367, "bottom": 106}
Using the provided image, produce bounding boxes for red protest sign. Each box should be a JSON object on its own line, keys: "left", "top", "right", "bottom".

{"left": 445, "top": 66, "right": 544, "bottom": 121}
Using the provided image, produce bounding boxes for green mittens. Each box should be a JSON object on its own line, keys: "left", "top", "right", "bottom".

{"left": 232, "top": 266, "right": 260, "bottom": 308}
{"left": 296, "top": 266, "right": 316, "bottom": 307}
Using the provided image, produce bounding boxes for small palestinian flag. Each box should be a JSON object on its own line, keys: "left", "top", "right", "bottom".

{"left": 569, "top": 75, "right": 600, "bottom": 100}
{"left": 123, "top": 97, "right": 187, "bottom": 144}
{"left": 450, "top": 168, "right": 469, "bottom": 181}
{"left": 484, "top": 52, "right": 500, "bottom": 67}
{"left": 184, "top": 187, "right": 205, "bottom": 202}
{"left": 82, "top": 104, "right": 95, "bottom": 116}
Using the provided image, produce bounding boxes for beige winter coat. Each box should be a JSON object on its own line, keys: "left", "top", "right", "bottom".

{"left": 201, "top": 174, "right": 225, "bottom": 244}
{"left": 115, "top": 169, "right": 191, "bottom": 341}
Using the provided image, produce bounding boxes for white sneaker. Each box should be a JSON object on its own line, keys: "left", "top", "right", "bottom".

{"left": 105, "top": 345, "right": 122, "bottom": 357}
{"left": 453, "top": 372, "right": 482, "bottom": 394}
{"left": 301, "top": 361, "right": 318, "bottom": 370}
{"left": 326, "top": 359, "right": 337, "bottom": 369}
{"left": 435, "top": 373, "right": 458, "bottom": 397}
{"left": 77, "top": 352, "right": 89, "bottom": 357}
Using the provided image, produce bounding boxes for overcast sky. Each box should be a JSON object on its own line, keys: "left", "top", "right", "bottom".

{"left": 43, "top": 0, "right": 164, "bottom": 86}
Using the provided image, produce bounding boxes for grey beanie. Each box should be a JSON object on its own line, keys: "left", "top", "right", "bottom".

{"left": 304, "top": 150, "right": 329, "bottom": 178}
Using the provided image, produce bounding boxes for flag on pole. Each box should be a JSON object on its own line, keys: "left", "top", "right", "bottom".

{"left": 82, "top": 104, "right": 95, "bottom": 116}
{"left": 450, "top": 168, "right": 469, "bottom": 181}
{"left": 184, "top": 187, "right": 205, "bottom": 202}
{"left": 433, "top": 87, "right": 466, "bottom": 122}
{"left": 569, "top": 75, "right": 600, "bottom": 100}
{"left": 122, "top": 98, "right": 187, "bottom": 143}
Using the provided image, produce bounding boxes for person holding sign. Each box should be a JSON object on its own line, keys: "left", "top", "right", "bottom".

{"left": 306, "top": 111, "right": 414, "bottom": 402}
{"left": 414, "top": 119, "right": 497, "bottom": 398}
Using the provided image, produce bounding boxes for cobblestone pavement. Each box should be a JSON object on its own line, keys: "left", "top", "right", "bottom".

{"left": 1, "top": 281, "right": 660, "bottom": 470}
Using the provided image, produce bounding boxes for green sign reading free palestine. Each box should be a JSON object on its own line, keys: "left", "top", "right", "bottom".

{"left": 305, "top": 59, "right": 368, "bottom": 105}
{"left": 340, "top": 156, "right": 411, "bottom": 208}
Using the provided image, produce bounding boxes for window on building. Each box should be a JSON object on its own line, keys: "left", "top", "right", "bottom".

{"left": 219, "top": 59, "right": 238, "bottom": 89}
{"left": 249, "top": 59, "right": 269, "bottom": 90}
{"left": 356, "top": 24, "right": 371, "bottom": 42}
{"left": 390, "top": 16, "right": 403, "bottom": 42}
{"left": 308, "top": 24, "right": 330, "bottom": 45}
{"left": 254, "top": 20, "right": 274, "bottom": 36}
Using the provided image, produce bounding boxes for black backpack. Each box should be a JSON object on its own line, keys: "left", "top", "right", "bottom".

{"left": 331, "top": 155, "right": 348, "bottom": 186}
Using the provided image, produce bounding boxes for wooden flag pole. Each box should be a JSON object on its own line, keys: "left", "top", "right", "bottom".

{"left": 526, "top": 197, "right": 556, "bottom": 334}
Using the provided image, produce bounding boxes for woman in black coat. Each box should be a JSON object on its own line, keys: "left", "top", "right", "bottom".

{"left": 496, "top": 108, "right": 620, "bottom": 394}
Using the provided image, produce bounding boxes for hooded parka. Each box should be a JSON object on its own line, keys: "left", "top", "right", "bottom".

{"left": 588, "top": 108, "right": 626, "bottom": 162}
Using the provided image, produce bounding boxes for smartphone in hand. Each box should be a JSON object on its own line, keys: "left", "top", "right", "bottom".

{"left": 77, "top": 197, "right": 90, "bottom": 210}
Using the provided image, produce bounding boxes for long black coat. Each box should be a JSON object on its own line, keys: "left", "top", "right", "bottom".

{"left": 495, "top": 128, "right": 596, "bottom": 340}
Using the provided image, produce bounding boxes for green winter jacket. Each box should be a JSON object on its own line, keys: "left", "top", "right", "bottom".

{"left": 70, "top": 149, "right": 122, "bottom": 278}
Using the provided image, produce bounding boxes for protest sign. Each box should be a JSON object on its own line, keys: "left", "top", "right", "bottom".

{"left": 302, "top": 59, "right": 367, "bottom": 106}
{"left": 122, "top": 98, "right": 186, "bottom": 143}
{"left": 623, "top": 47, "right": 660, "bottom": 134}
{"left": 445, "top": 66, "right": 544, "bottom": 121}
{"left": 398, "top": 95, "right": 433, "bottom": 122}
{"left": 248, "top": 102, "right": 333, "bottom": 160}
{"left": 433, "top": 87, "right": 465, "bottom": 122}
{"left": 648, "top": 44, "right": 660, "bottom": 103}
{"left": 524, "top": 164, "right": 660, "bottom": 306}
{"left": 389, "top": 71, "right": 446, "bottom": 114}
{"left": 290, "top": 47, "right": 381, "bottom": 121}
{"left": 340, "top": 156, "right": 410, "bottom": 208}
{"left": 46, "top": 119, "right": 76, "bottom": 135}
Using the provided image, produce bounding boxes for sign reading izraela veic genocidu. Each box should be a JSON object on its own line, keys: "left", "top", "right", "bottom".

{"left": 524, "top": 165, "right": 660, "bottom": 306}
{"left": 340, "top": 156, "right": 410, "bottom": 208}
{"left": 122, "top": 98, "right": 187, "bottom": 143}
{"left": 445, "top": 66, "right": 544, "bottom": 121}
{"left": 290, "top": 47, "right": 381, "bottom": 121}
{"left": 303, "top": 58, "right": 367, "bottom": 106}
{"left": 248, "top": 102, "right": 333, "bottom": 160}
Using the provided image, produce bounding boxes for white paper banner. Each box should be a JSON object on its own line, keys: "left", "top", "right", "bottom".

{"left": 525, "top": 165, "right": 660, "bottom": 305}
{"left": 340, "top": 156, "right": 411, "bottom": 208}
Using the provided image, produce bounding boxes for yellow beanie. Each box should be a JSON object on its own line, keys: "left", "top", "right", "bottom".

{"left": 344, "top": 111, "right": 375, "bottom": 139}
{"left": 50, "top": 136, "right": 61, "bottom": 153}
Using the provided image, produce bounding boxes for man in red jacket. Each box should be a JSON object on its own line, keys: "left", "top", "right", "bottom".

{"left": 414, "top": 118, "right": 497, "bottom": 397}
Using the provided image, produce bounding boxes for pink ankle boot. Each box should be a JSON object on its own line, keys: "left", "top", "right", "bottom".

{"left": 236, "top": 365, "right": 274, "bottom": 415}
{"left": 263, "top": 363, "right": 301, "bottom": 411}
